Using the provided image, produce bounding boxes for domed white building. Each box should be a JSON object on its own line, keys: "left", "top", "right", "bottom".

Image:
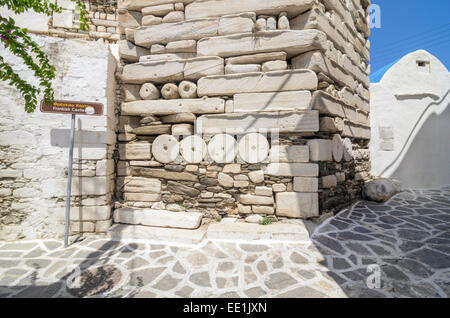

{"left": 370, "top": 50, "right": 450, "bottom": 189}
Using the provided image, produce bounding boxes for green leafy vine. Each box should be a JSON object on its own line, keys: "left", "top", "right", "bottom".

{"left": 0, "top": 1, "right": 90, "bottom": 112}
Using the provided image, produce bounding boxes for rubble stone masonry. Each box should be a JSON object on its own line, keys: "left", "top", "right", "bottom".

{"left": 114, "top": 0, "right": 372, "bottom": 222}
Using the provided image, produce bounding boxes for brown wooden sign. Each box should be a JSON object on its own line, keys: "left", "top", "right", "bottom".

{"left": 40, "top": 100, "right": 104, "bottom": 116}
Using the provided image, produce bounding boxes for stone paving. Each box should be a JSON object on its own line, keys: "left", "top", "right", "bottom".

{"left": 0, "top": 238, "right": 345, "bottom": 298}
{"left": 312, "top": 186, "right": 450, "bottom": 298}
{"left": 0, "top": 186, "right": 449, "bottom": 298}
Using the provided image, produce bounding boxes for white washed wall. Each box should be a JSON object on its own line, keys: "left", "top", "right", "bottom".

{"left": 370, "top": 50, "right": 450, "bottom": 189}
{"left": 0, "top": 35, "right": 117, "bottom": 240}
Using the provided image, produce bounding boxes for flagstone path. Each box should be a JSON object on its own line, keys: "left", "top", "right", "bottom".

{"left": 312, "top": 186, "right": 450, "bottom": 298}
{"left": 0, "top": 186, "right": 449, "bottom": 298}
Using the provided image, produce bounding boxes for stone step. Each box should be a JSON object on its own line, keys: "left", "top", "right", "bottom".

{"left": 113, "top": 208, "right": 203, "bottom": 230}
{"left": 206, "top": 222, "right": 310, "bottom": 242}
{"left": 108, "top": 221, "right": 310, "bottom": 244}
{"left": 108, "top": 224, "right": 207, "bottom": 245}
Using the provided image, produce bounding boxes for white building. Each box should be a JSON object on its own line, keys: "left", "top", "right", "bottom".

{"left": 370, "top": 50, "right": 450, "bottom": 189}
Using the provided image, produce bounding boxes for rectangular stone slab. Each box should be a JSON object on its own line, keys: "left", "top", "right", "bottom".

{"left": 269, "top": 145, "right": 310, "bottom": 163}
{"left": 122, "top": 84, "right": 141, "bottom": 102}
{"left": 308, "top": 139, "right": 333, "bottom": 161}
{"left": 340, "top": 87, "right": 370, "bottom": 113}
{"left": 139, "top": 53, "right": 196, "bottom": 62}
{"left": 185, "top": 0, "right": 314, "bottom": 19}
{"left": 291, "top": 8, "right": 361, "bottom": 69}
{"left": 197, "top": 70, "right": 318, "bottom": 97}
{"left": 342, "top": 122, "right": 371, "bottom": 140}
{"left": 311, "top": 91, "right": 358, "bottom": 125}
{"left": 218, "top": 13, "right": 255, "bottom": 35}
{"left": 206, "top": 222, "right": 310, "bottom": 242}
{"left": 293, "top": 177, "right": 318, "bottom": 193}
{"left": 109, "top": 224, "right": 207, "bottom": 244}
{"left": 131, "top": 125, "right": 171, "bottom": 135}
{"left": 226, "top": 52, "right": 287, "bottom": 65}
{"left": 123, "top": 193, "right": 162, "bottom": 202}
{"left": 119, "top": 0, "right": 195, "bottom": 10}
{"left": 196, "top": 111, "right": 319, "bottom": 135}
{"left": 166, "top": 40, "right": 197, "bottom": 53}
{"left": 233, "top": 91, "right": 312, "bottom": 113}
{"left": 131, "top": 167, "right": 198, "bottom": 182}
{"left": 276, "top": 192, "right": 319, "bottom": 218}
{"left": 141, "top": 4, "right": 174, "bottom": 16}
{"left": 122, "top": 60, "right": 185, "bottom": 84}
{"left": 118, "top": 40, "right": 149, "bottom": 62}
{"left": 184, "top": 56, "right": 224, "bottom": 80}
{"left": 134, "top": 18, "right": 218, "bottom": 47}
{"left": 263, "top": 163, "right": 319, "bottom": 177}
{"left": 119, "top": 143, "right": 152, "bottom": 160}
{"left": 122, "top": 98, "right": 225, "bottom": 116}
{"left": 292, "top": 51, "right": 356, "bottom": 91}
{"left": 356, "top": 109, "right": 370, "bottom": 126}
{"left": 114, "top": 208, "right": 202, "bottom": 230}
{"left": 239, "top": 194, "right": 274, "bottom": 205}
{"left": 197, "top": 30, "right": 326, "bottom": 58}
{"left": 311, "top": 91, "right": 346, "bottom": 118}
{"left": 319, "top": 117, "right": 344, "bottom": 133}
{"left": 118, "top": 10, "right": 142, "bottom": 29}
{"left": 117, "top": 176, "right": 161, "bottom": 193}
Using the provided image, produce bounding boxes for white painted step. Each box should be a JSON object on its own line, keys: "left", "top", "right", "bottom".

{"left": 207, "top": 222, "right": 310, "bottom": 242}
{"left": 108, "top": 224, "right": 207, "bottom": 245}
{"left": 113, "top": 208, "right": 203, "bottom": 230}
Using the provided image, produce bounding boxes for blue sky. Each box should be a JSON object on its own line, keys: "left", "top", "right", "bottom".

{"left": 370, "top": 0, "right": 450, "bottom": 74}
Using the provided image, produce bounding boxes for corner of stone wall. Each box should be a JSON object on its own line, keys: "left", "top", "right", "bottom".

{"left": 111, "top": 0, "right": 372, "bottom": 225}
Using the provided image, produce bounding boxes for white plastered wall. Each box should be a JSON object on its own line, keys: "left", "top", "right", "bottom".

{"left": 0, "top": 35, "right": 117, "bottom": 240}
{"left": 370, "top": 50, "right": 450, "bottom": 189}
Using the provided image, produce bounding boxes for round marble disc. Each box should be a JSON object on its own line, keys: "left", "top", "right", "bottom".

{"left": 152, "top": 135, "right": 180, "bottom": 163}
{"left": 343, "top": 138, "right": 354, "bottom": 162}
{"left": 179, "top": 135, "right": 207, "bottom": 164}
{"left": 207, "top": 134, "right": 237, "bottom": 164}
{"left": 238, "top": 133, "right": 269, "bottom": 164}
{"left": 332, "top": 134, "right": 344, "bottom": 163}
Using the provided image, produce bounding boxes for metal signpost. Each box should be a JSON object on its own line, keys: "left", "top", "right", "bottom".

{"left": 40, "top": 100, "right": 104, "bottom": 247}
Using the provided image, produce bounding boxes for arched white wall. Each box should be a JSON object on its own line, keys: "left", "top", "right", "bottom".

{"left": 380, "top": 50, "right": 449, "bottom": 99}
{"left": 370, "top": 50, "right": 450, "bottom": 189}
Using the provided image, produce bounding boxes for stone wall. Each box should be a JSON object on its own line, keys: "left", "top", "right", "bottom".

{"left": 0, "top": 36, "right": 117, "bottom": 240}
{"left": 114, "top": 0, "right": 371, "bottom": 222}
{"left": 0, "top": 1, "right": 120, "bottom": 43}
{"left": 0, "top": 0, "right": 372, "bottom": 239}
{"left": 51, "top": 0, "right": 120, "bottom": 43}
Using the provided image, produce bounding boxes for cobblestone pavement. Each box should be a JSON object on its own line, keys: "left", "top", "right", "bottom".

{"left": 0, "top": 238, "right": 345, "bottom": 298}
{"left": 312, "top": 186, "right": 450, "bottom": 298}
{"left": 0, "top": 186, "right": 449, "bottom": 298}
